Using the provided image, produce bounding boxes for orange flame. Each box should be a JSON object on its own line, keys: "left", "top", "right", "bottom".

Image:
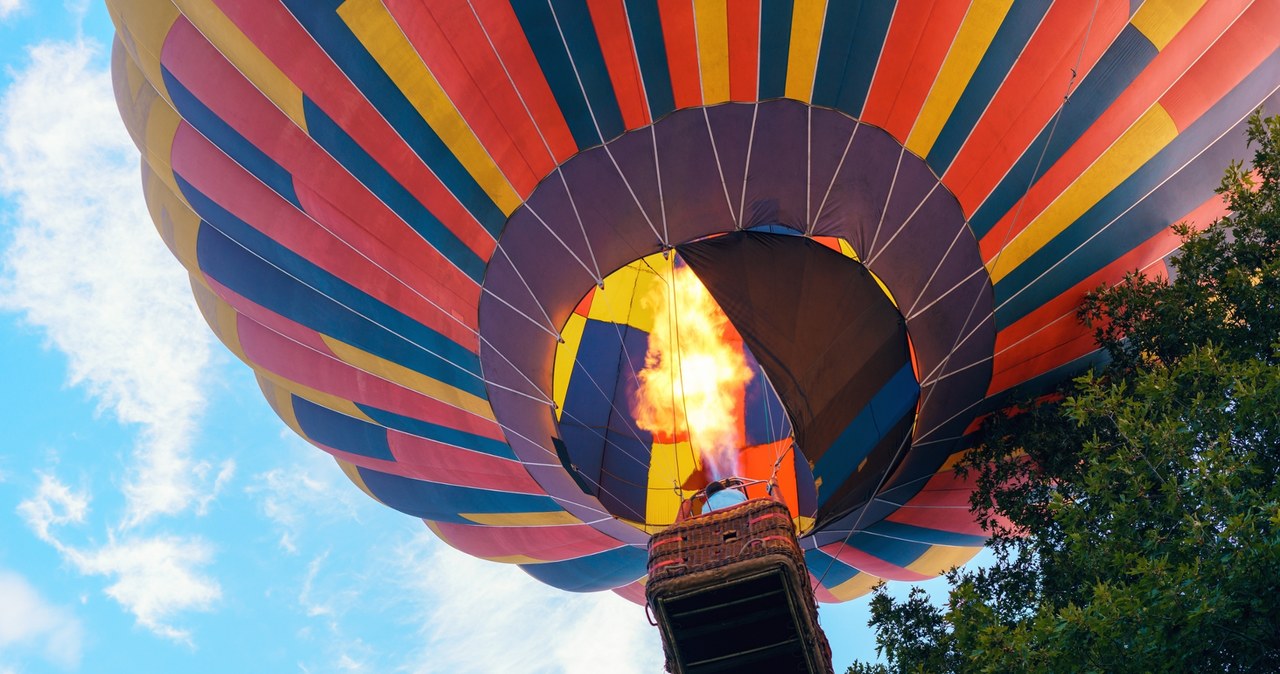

{"left": 632, "top": 264, "right": 754, "bottom": 479}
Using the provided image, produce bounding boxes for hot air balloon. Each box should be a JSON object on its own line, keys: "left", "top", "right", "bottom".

{"left": 106, "top": 0, "right": 1280, "bottom": 607}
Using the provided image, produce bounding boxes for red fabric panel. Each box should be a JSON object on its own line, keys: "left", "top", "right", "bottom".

{"left": 1160, "top": 0, "right": 1280, "bottom": 131}
{"left": 208, "top": 0, "right": 498, "bottom": 254}
{"left": 658, "top": 0, "right": 703, "bottom": 108}
{"left": 387, "top": 431, "right": 545, "bottom": 493}
{"left": 312, "top": 438, "right": 541, "bottom": 494}
{"left": 862, "top": 0, "right": 969, "bottom": 142}
{"left": 977, "top": 0, "right": 1251, "bottom": 262}
{"left": 810, "top": 575, "right": 840, "bottom": 603}
{"left": 170, "top": 122, "right": 480, "bottom": 349}
{"left": 886, "top": 507, "right": 987, "bottom": 537}
{"left": 944, "top": 0, "right": 1130, "bottom": 216}
{"left": 738, "top": 440, "right": 800, "bottom": 516}
{"left": 896, "top": 478, "right": 972, "bottom": 510}
{"left": 163, "top": 17, "right": 484, "bottom": 335}
{"left": 586, "top": 0, "right": 651, "bottom": 128}
{"left": 383, "top": 0, "right": 550, "bottom": 196}
{"left": 234, "top": 312, "right": 503, "bottom": 440}
{"left": 205, "top": 277, "right": 334, "bottom": 356}
{"left": 986, "top": 189, "right": 1231, "bottom": 396}
{"left": 462, "top": 0, "right": 580, "bottom": 163}
{"left": 817, "top": 543, "right": 932, "bottom": 581}
{"left": 431, "top": 520, "right": 624, "bottom": 562}
{"left": 611, "top": 579, "right": 648, "bottom": 605}
{"left": 727, "top": 0, "right": 760, "bottom": 102}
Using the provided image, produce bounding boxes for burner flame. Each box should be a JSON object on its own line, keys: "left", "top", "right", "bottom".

{"left": 632, "top": 264, "right": 754, "bottom": 480}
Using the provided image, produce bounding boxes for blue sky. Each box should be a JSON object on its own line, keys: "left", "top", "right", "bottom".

{"left": 0, "top": 3, "right": 964, "bottom": 672}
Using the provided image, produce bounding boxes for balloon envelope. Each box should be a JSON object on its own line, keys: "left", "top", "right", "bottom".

{"left": 107, "top": 0, "right": 1280, "bottom": 602}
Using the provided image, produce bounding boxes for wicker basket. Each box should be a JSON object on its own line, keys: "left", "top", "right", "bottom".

{"left": 646, "top": 498, "right": 833, "bottom": 673}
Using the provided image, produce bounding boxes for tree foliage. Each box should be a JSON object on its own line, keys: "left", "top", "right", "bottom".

{"left": 847, "top": 112, "right": 1280, "bottom": 673}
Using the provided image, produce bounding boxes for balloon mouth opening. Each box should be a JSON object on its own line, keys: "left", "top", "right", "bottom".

{"left": 549, "top": 246, "right": 812, "bottom": 530}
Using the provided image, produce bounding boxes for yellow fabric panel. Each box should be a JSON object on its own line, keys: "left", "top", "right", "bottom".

{"left": 645, "top": 439, "right": 702, "bottom": 528}
{"left": 837, "top": 238, "right": 859, "bottom": 261}
{"left": 337, "top": 0, "right": 522, "bottom": 214}
{"left": 1132, "top": 0, "right": 1207, "bottom": 51}
{"left": 989, "top": 104, "right": 1178, "bottom": 283}
{"left": 212, "top": 293, "right": 248, "bottom": 361}
{"left": 460, "top": 511, "right": 584, "bottom": 527}
{"left": 906, "top": 544, "right": 983, "bottom": 576}
{"left": 320, "top": 335, "right": 496, "bottom": 422}
{"left": 553, "top": 312, "right": 588, "bottom": 419}
{"left": 170, "top": 0, "right": 308, "bottom": 129}
{"left": 824, "top": 571, "right": 883, "bottom": 602}
{"left": 118, "top": 39, "right": 147, "bottom": 100}
{"left": 693, "top": 0, "right": 731, "bottom": 104}
{"left": 784, "top": 0, "right": 828, "bottom": 101}
{"left": 105, "top": 0, "right": 178, "bottom": 100}
{"left": 336, "top": 457, "right": 383, "bottom": 503}
{"left": 424, "top": 521, "right": 544, "bottom": 564}
{"left": 255, "top": 373, "right": 304, "bottom": 438}
{"left": 189, "top": 281, "right": 249, "bottom": 364}
{"left": 254, "top": 367, "right": 377, "bottom": 422}
{"left": 794, "top": 515, "right": 817, "bottom": 535}
{"left": 588, "top": 256, "right": 667, "bottom": 333}
{"left": 114, "top": 50, "right": 184, "bottom": 206}
{"left": 142, "top": 164, "right": 200, "bottom": 272}
{"left": 906, "top": 0, "right": 1013, "bottom": 157}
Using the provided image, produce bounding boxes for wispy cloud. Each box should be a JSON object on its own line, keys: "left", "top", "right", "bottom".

{"left": 0, "top": 569, "right": 84, "bottom": 669}
{"left": 17, "top": 474, "right": 222, "bottom": 643}
{"left": 248, "top": 434, "right": 366, "bottom": 553}
{"left": 392, "top": 531, "right": 662, "bottom": 674}
{"left": 0, "top": 39, "right": 218, "bottom": 526}
{"left": 0, "top": 0, "right": 24, "bottom": 21}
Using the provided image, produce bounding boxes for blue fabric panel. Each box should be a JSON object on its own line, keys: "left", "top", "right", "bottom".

{"left": 356, "top": 466, "right": 560, "bottom": 522}
{"left": 162, "top": 68, "right": 301, "bottom": 209}
{"left": 970, "top": 25, "right": 1157, "bottom": 238}
{"left": 624, "top": 0, "right": 676, "bottom": 119}
{"left": 355, "top": 402, "right": 517, "bottom": 460}
{"left": 846, "top": 531, "right": 928, "bottom": 568}
{"left": 561, "top": 320, "right": 632, "bottom": 487}
{"left": 302, "top": 98, "right": 488, "bottom": 282}
{"left": 810, "top": 0, "right": 896, "bottom": 118}
{"left": 743, "top": 354, "right": 793, "bottom": 447}
{"left": 864, "top": 520, "right": 987, "bottom": 547}
{"left": 926, "top": 0, "right": 1052, "bottom": 172}
{"left": 758, "top": 0, "right": 795, "bottom": 100}
{"left": 549, "top": 0, "right": 626, "bottom": 139}
{"left": 279, "top": 0, "right": 507, "bottom": 236}
{"left": 509, "top": 0, "right": 622, "bottom": 148}
{"left": 519, "top": 545, "right": 648, "bottom": 592}
{"left": 814, "top": 363, "right": 919, "bottom": 508}
{"left": 994, "top": 51, "right": 1280, "bottom": 328}
{"left": 597, "top": 325, "right": 655, "bottom": 521}
{"left": 803, "top": 548, "right": 862, "bottom": 588}
{"left": 560, "top": 321, "right": 655, "bottom": 513}
{"left": 186, "top": 189, "right": 486, "bottom": 398}
{"left": 293, "top": 396, "right": 394, "bottom": 461}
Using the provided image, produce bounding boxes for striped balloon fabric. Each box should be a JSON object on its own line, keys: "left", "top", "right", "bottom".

{"left": 107, "top": 0, "right": 1280, "bottom": 603}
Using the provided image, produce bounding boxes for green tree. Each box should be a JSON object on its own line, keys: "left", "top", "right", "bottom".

{"left": 847, "top": 112, "right": 1280, "bottom": 673}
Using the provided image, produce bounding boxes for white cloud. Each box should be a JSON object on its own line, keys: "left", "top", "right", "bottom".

{"left": 248, "top": 435, "right": 367, "bottom": 553}
{"left": 0, "top": 0, "right": 24, "bottom": 21}
{"left": 68, "top": 535, "right": 221, "bottom": 643}
{"left": 393, "top": 532, "right": 662, "bottom": 674}
{"left": 17, "top": 475, "right": 221, "bottom": 642}
{"left": 15, "top": 473, "right": 89, "bottom": 544}
{"left": 0, "top": 39, "right": 216, "bottom": 526}
{"left": 0, "top": 569, "right": 84, "bottom": 669}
